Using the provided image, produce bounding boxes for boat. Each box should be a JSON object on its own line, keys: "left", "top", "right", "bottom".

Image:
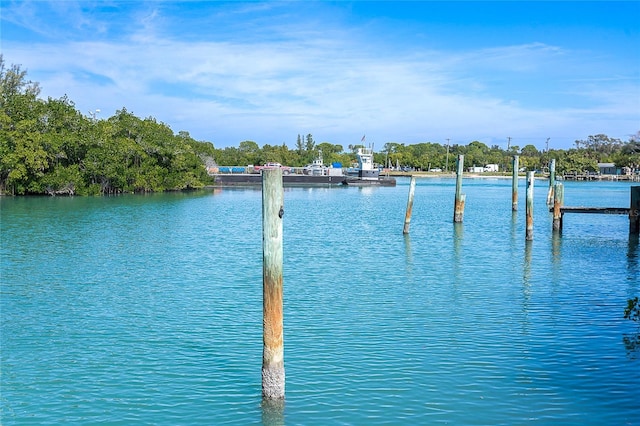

{"left": 342, "top": 146, "right": 396, "bottom": 186}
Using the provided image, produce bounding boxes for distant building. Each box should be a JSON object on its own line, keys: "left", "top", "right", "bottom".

{"left": 597, "top": 163, "right": 617, "bottom": 175}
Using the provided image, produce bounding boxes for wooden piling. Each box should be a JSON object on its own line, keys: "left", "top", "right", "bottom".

{"left": 403, "top": 176, "right": 416, "bottom": 234}
{"left": 526, "top": 171, "right": 534, "bottom": 241}
{"left": 512, "top": 155, "right": 519, "bottom": 211}
{"left": 454, "top": 154, "right": 465, "bottom": 223}
{"left": 261, "top": 168, "right": 285, "bottom": 400}
{"left": 546, "top": 159, "right": 556, "bottom": 205}
{"left": 631, "top": 186, "right": 640, "bottom": 234}
{"left": 552, "top": 182, "right": 564, "bottom": 232}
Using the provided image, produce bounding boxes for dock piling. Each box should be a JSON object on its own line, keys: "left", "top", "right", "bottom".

{"left": 261, "top": 168, "right": 285, "bottom": 400}
{"left": 631, "top": 186, "right": 640, "bottom": 234}
{"left": 552, "top": 182, "right": 564, "bottom": 232}
{"left": 454, "top": 155, "right": 465, "bottom": 223}
{"left": 403, "top": 176, "right": 416, "bottom": 234}
{"left": 546, "top": 159, "right": 556, "bottom": 205}
{"left": 512, "top": 155, "right": 519, "bottom": 211}
{"left": 526, "top": 171, "right": 534, "bottom": 240}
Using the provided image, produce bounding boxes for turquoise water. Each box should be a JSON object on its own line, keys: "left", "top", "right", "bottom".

{"left": 2, "top": 178, "right": 639, "bottom": 425}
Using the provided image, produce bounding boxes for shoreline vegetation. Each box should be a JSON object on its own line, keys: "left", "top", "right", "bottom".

{"left": 2, "top": 56, "right": 639, "bottom": 196}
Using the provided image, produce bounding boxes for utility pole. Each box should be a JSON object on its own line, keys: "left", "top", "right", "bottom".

{"left": 546, "top": 138, "right": 550, "bottom": 152}
{"left": 507, "top": 137, "right": 511, "bottom": 151}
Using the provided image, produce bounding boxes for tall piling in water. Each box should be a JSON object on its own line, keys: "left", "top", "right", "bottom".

{"left": 512, "top": 155, "right": 519, "bottom": 211}
{"left": 630, "top": 186, "right": 640, "bottom": 234}
{"left": 552, "top": 182, "right": 564, "bottom": 232}
{"left": 453, "top": 155, "right": 465, "bottom": 223}
{"left": 403, "top": 176, "right": 416, "bottom": 234}
{"left": 261, "top": 168, "right": 285, "bottom": 400}
{"left": 526, "top": 171, "right": 534, "bottom": 241}
{"left": 546, "top": 159, "right": 556, "bottom": 205}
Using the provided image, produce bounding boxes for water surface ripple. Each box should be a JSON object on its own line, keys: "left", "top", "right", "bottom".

{"left": 2, "top": 179, "right": 638, "bottom": 424}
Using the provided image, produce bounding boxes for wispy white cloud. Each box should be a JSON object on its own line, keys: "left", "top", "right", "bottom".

{"left": 2, "top": 1, "right": 638, "bottom": 148}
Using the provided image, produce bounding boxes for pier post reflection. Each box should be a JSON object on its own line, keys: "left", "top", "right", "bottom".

{"left": 628, "top": 232, "right": 639, "bottom": 291}
{"left": 452, "top": 223, "right": 464, "bottom": 301}
{"left": 622, "top": 232, "right": 639, "bottom": 357}
{"left": 261, "top": 398, "right": 285, "bottom": 426}
{"left": 510, "top": 211, "right": 518, "bottom": 246}
{"left": 403, "top": 233, "right": 414, "bottom": 277}
{"left": 453, "top": 223, "right": 463, "bottom": 260}
{"left": 551, "top": 232, "right": 562, "bottom": 265}
{"left": 453, "top": 223, "right": 463, "bottom": 280}
{"left": 521, "top": 241, "right": 533, "bottom": 333}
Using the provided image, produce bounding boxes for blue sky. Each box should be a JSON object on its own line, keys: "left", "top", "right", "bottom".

{"left": 2, "top": 1, "right": 639, "bottom": 150}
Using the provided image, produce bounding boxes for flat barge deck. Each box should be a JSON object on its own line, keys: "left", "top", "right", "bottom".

{"left": 212, "top": 173, "right": 346, "bottom": 187}
{"left": 211, "top": 173, "right": 396, "bottom": 187}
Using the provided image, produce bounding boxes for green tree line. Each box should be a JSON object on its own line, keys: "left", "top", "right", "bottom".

{"left": 212, "top": 134, "right": 639, "bottom": 176}
{"left": 1, "top": 56, "right": 216, "bottom": 195}
{"left": 2, "top": 56, "right": 639, "bottom": 195}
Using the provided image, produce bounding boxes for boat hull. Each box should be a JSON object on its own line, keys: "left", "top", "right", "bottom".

{"left": 342, "top": 177, "right": 396, "bottom": 186}
{"left": 212, "top": 173, "right": 346, "bottom": 187}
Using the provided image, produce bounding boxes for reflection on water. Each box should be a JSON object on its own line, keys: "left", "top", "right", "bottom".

{"left": 403, "top": 234, "right": 413, "bottom": 277}
{"left": 510, "top": 210, "right": 518, "bottom": 234}
{"left": 452, "top": 223, "right": 464, "bottom": 284}
{"left": 624, "top": 235, "right": 640, "bottom": 359}
{"left": 261, "top": 399, "right": 285, "bottom": 426}
{"left": 622, "top": 333, "right": 640, "bottom": 359}
{"left": 2, "top": 182, "right": 639, "bottom": 425}
{"left": 628, "top": 233, "right": 639, "bottom": 289}
{"left": 551, "top": 232, "right": 562, "bottom": 261}
{"left": 453, "top": 222, "right": 463, "bottom": 257}
{"left": 522, "top": 240, "right": 533, "bottom": 333}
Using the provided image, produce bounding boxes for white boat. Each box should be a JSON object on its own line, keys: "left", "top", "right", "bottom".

{"left": 343, "top": 144, "right": 396, "bottom": 186}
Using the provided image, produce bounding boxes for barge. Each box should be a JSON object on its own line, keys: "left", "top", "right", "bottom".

{"left": 210, "top": 146, "right": 396, "bottom": 187}
{"left": 211, "top": 173, "right": 345, "bottom": 187}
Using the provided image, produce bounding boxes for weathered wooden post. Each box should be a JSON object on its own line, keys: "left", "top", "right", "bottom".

{"left": 630, "top": 186, "right": 640, "bottom": 234}
{"left": 262, "top": 168, "right": 285, "bottom": 400}
{"left": 526, "top": 171, "right": 534, "bottom": 241}
{"left": 403, "top": 176, "right": 416, "bottom": 234}
{"left": 552, "top": 182, "right": 564, "bottom": 232}
{"left": 453, "top": 154, "right": 465, "bottom": 223}
{"left": 546, "top": 159, "right": 556, "bottom": 205}
{"left": 512, "top": 155, "right": 519, "bottom": 211}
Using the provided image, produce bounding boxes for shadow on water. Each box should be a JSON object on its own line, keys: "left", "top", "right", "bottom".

{"left": 261, "top": 398, "right": 285, "bottom": 426}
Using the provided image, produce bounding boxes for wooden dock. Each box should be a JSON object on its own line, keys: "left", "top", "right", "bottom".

{"left": 562, "top": 173, "right": 640, "bottom": 182}
{"left": 558, "top": 207, "right": 630, "bottom": 215}
{"left": 550, "top": 186, "right": 639, "bottom": 234}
